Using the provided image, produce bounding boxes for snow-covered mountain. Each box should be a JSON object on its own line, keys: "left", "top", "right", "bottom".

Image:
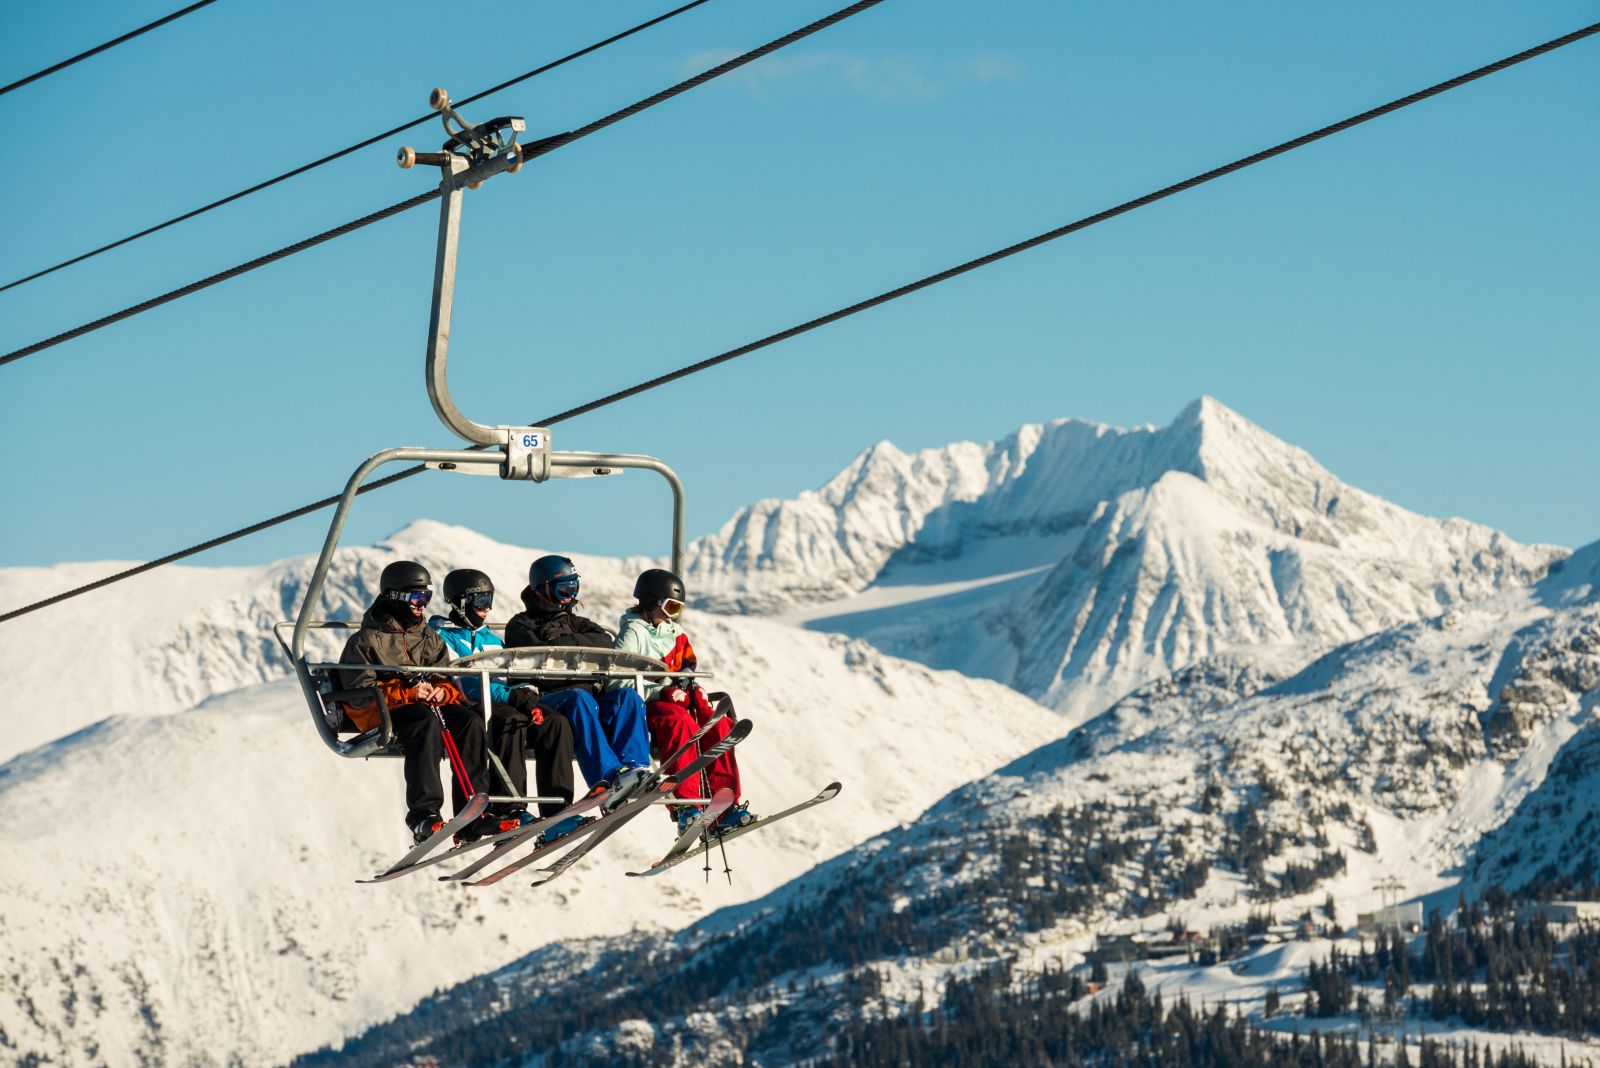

{"left": 687, "top": 398, "right": 1564, "bottom": 718}
{"left": 310, "top": 540, "right": 1600, "bottom": 1067}
{"left": 0, "top": 527, "right": 1064, "bottom": 1067}
{"left": 0, "top": 397, "right": 1582, "bottom": 1066}
{"left": 2, "top": 398, "right": 1558, "bottom": 760}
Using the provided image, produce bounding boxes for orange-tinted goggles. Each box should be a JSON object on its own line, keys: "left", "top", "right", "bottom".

{"left": 661, "top": 598, "right": 684, "bottom": 619}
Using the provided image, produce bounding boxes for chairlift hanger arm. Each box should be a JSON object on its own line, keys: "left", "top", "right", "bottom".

{"left": 287, "top": 88, "right": 692, "bottom": 760}
{"left": 401, "top": 90, "right": 531, "bottom": 450}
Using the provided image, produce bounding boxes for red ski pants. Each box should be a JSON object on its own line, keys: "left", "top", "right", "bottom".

{"left": 646, "top": 687, "right": 740, "bottom": 803}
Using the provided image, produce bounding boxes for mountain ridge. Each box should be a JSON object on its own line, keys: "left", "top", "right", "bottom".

{"left": 305, "top": 539, "right": 1600, "bottom": 1067}
{"left": 712, "top": 398, "right": 1563, "bottom": 717}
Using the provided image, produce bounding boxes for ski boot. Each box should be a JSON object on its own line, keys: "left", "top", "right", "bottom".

{"left": 411, "top": 814, "right": 445, "bottom": 844}
{"left": 713, "top": 800, "right": 757, "bottom": 834}
{"left": 453, "top": 811, "right": 508, "bottom": 846}
{"left": 673, "top": 804, "right": 705, "bottom": 839}
{"left": 490, "top": 809, "right": 535, "bottom": 835}
{"left": 538, "top": 814, "right": 592, "bottom": 846}
{"left": 600, "top": 765, "right": 651, "bottom": 815}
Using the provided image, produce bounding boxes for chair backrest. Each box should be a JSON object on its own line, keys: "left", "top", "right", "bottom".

{"left": 313, "top": 672, "right": 354, "bottom": 732}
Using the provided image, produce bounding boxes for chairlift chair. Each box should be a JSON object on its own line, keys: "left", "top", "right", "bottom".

{"left": 275, "top": 89, "right": 706, "bottom": 762}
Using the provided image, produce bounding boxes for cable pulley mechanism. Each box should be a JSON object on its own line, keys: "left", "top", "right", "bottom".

{"left": 396, "top": 87, "right": 526, "bottom": 183}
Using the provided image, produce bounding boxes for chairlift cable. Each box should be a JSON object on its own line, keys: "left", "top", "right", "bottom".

{"left": 0, "top": 0, "right": 887, "bottom": 370}
{"left": 1, "top": 17, "right": 1595, "bottom": 624}
{"left": 0, "top": 0, "right": 222, "bottom": 99}
{"left": 0, "top": 0, "right": 717, "bottom": 295}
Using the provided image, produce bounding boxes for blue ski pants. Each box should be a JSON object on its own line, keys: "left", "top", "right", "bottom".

{"left": 539, "top": 687, "right": 651, "bottom": 787}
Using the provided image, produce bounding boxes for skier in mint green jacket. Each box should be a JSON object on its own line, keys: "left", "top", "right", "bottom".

{"left": 615, "top": 568, "right": 756, "bottom": 841}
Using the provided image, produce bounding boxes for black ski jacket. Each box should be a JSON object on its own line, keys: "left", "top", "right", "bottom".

{"left": 504, "top": 587, "right": 614, "bottom": 649}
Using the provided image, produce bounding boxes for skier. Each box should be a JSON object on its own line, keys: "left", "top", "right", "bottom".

{"left": 427, "top": 568, "right": 583, "bottom": 843}
{"left": 614, "top": 568, "right": 757, "bottom": 839}
{"left": 338, "top": 560, "right": 489, "bottom": 844}
{"left": 503, "top": 555, "right": 653, "bottom": 809}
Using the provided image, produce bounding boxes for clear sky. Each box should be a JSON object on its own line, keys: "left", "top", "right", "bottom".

{"left": 2, "top": 0, "right": 1597, "bottom": 591}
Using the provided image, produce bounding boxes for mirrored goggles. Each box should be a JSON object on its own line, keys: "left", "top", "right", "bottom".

{"left": 388, "top": 588, "right": 432, "bottom": 607}
{"left": 660, "top": 598, "right": 685, "bottom": 619}
{"left": 551, "top": 578, "right": 580, "bottom": 603}
{"left": 461, "top": 591, "right": 493, "bottom": 612}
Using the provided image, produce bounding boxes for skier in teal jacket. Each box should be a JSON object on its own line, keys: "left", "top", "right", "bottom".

{"left": 429, "top": 568, "right": 576, "bottom": 832}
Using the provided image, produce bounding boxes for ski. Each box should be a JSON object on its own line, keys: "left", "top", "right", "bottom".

{"left": 356, "top": 791, "right": 490, "bottom": 884}
{"left": 624, "top": 788, "right": 734, "bottom": 877}
{"left": 625, "top": 781, "right": 842, "bottom": 878}
{"left": 474, "top": 718, "right": 752, "bottom": 889}
{"left": 523, "top": 720, "right": 752, "bottom": 889}
{"left": 599, "top": 698, "right": 729, "bottom": 815}
{"left": 367, "top": 790, "right": 609, "bottom": 883}
{"left": 442, "top": 703, "right": 734, "bottom": 882}
{"left": 458, "top": 807, "right": 614, "bottom": 887}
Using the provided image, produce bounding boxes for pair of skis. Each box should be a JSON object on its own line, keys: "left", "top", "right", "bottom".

{"left": 360, "top": 705, "right": 842, "bottom": 888}
{"left": 624, "top": 781, "right": 843, "bottom": 878}
{"left": 359, "top": 696, "right": 741, "bottom": 884}
{"left": 357, "top": 793, "right": 492, "bottom": 884}
{"left": 487, "top": 718, "right": 754, "bottom": 889}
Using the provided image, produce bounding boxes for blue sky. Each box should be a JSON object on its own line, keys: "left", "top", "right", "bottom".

{"left": 2, "top": 0, "right": 1597, "bottom": 587}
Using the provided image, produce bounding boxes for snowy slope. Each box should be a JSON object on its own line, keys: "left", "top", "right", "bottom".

{"left": 0, "top": 611, "right": 1062, "bottom": 1067}
{"left": 693, "top": 398, "right": 1563, "bottom": 718}
{"left": 315, "top": 545, "right": 1600, "bottom": 1067}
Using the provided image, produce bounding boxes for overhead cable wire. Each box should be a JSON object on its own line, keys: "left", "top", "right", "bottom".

{"left": 0, "top": 0, "right": 887, "bottom": 371}
{"left": 2, "top": 17, "right": 1596, "bottom": 625}
{"left": 0, "top": 0, "right": 716, "bottom": 295}
{"left": 0, "top": 0, "right": 222, "bottom": 99}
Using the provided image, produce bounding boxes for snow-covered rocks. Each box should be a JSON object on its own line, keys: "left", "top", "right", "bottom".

{"left": 702, "top": 398, "right": 1562, "bottom": 719}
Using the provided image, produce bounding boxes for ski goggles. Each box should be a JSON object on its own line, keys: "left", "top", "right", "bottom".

{"left": 387, "top": 588, "right": 432, "bottom": 607}
{"left": 660, "top": 598, "right": 684, "bottom": 619}
{"left": 460, "top": 591, "right": 493, "bottom": 612}
{"left": 548, "top": 577, "right": 580, "bottom": 603}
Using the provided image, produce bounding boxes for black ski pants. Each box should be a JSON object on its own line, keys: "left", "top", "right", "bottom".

{"left": 391, "top": 702, "right": 488, "bottom": 826}
{"left": 489, "top": 704, "right": 574, "bottom": 817}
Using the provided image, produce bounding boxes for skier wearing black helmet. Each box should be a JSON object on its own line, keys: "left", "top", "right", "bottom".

{"left": 615, "top": 568, "right": 757, "bottom": 842}
{"left": 505, "top": 556, "right": 613, "bottom": 648}
{"left": 428, "top": 569, "right": 582, "bottom": 843}
{"left": 504, "top": 555, "right": 653, "bottom": 807}
{"left": 338, "top": 560, "right": 489, "bottom": 844}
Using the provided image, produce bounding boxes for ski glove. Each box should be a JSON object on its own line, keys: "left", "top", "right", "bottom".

{"left": 507, "top": 686, "right": 545, "bottom": 726}
{"left": 659, "top": 685, "right": 690, "bottom": 706}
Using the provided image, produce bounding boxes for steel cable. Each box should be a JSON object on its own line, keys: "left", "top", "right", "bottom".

{"left": 0, "top": 0, "right": 222, "bottom": 98}
{"left": 0, "top": 0, "right": 887, "bottom": 370}
{"left": 0, "top": 0, "right": 717, "bottom": 294}
{"left": 2, "top": 17, "right": 1595, "bottom": 624}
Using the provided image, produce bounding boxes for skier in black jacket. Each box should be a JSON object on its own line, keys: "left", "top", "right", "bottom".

{"left": 505, "top": 556, "right": 615, "bottom": 648}
{"left": 338, "top": 560, "right": 489, "bottom": 844}
{"left": 504, "top": 556, "right": 652, "bottom": 808}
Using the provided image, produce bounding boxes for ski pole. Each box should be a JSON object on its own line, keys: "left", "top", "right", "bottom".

{"left": 432, "top": 705, "right": 477, "bottom": 797}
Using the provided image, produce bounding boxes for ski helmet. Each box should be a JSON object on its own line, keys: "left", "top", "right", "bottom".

{"left": 633, "top": 568, "right": 686, "bottom": 604}
{"left": 443, "top": 569, "right": 494, "bottom": 615}
{"left": 379, "top": 560, "right": 431, "bottom": 592}
{"left": 528, "top": 555, "right": 580, "bottom": 605}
